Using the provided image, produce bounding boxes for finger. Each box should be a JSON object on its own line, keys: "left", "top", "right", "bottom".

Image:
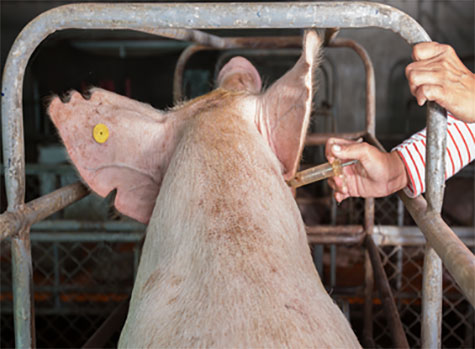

{"left": 412, "top": 42, "right": 446, "bottom": 61}
{"left": 406, "top": 68, "right": 445, "bottom": 98}
{"left": 415, "top": 84, "right": 445, "bottom": 106}
{"left": 332, "top": 141, "right": 371, "bottom": 163}
{"left": 331, "top": 175, "right": 345, "bottom": 192}
{"left": 334, "top": 191, "right": 349, "bottom": 203}
{"left": 325, "top": 137, "right": 356, "bottom": 161}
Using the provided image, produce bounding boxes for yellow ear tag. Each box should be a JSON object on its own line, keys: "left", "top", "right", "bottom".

{"left": 93, "top": 123, "right": 109, "bottom": 144}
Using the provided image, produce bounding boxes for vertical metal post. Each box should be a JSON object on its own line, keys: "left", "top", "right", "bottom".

{"left": 330, "top": 197, "right": 337, "bottom": 289}
{"left": 396, "top": 199, "right": 404, "bottom": 301}
{"left": 53, "top": 242, "right": 60, "bottom": 309}
{"left": 11, "top": 233, "right": 36, "bottom": 348}
{"left": 421, "top": 102, "right": 447, "bottom": 349}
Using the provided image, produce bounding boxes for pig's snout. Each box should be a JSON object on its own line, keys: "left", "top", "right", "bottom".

{"left": 217, "top": 56, "right": 262, "bottom": 93}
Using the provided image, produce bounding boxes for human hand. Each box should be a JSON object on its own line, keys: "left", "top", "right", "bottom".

{"left": 406, "top": 42, "right": 475, "bottom": 123}
{"left": 325, "top": 138, "right": 408, "bottom": 202}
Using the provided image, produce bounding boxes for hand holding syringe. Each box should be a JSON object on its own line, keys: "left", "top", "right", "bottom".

{"left": 287, "top": 159, "right": 358, "bottom": 189}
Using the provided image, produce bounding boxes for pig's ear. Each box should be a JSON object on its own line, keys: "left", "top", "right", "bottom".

{"left": 217, "top": 56, "right": 262, "bottom": 93}
{"left": 259, "top": 30, "right": 322, "bottom": 180}
{"left": 48, "top": 88, "right": 179, "bottom": 224}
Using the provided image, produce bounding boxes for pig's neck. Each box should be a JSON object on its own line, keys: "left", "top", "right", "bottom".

{"left": 136, "top": 96, "right": 317, "bottom": 289}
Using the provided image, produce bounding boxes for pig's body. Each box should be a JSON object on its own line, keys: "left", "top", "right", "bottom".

{"left": 48, "top": 32, "right": 361, "bottom": 348}
{"left": 119, "top": 91, "right": 358, "bottom": 347}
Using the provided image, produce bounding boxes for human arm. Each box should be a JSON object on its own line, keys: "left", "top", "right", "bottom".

{"left": 325, "top": 138, "right": 408, "bottom": 202}
{"left": 405, "top": 42, "right": 475, "bottom": 123}
{"left": 393, "top": 113, "right": 475, "bottom": 197}
{"left": 325, "top": 116, "right": 475, "bottom": 201}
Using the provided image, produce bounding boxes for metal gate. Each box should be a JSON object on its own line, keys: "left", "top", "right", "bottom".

{"left": 1, "top": 2, "right": 474, "bottom": 348}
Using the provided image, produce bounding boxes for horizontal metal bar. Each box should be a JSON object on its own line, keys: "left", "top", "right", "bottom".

{"left": 0, "top": 163, "right": 75, "bottom": 175}
{"left": 0, "top": 182, "right": 89, "bottom": 241}
{"left": 305, "top": 131, "right": 366, "bottom": 146}
{"left": 29, "top": 232, "right": 143, "bottom": 243}
{"left": 373, "top": 225, "right": 475, "bottom": 246}
{"left": 23, "top": 223, "right": 475, "bottom": 246}
{"left": 31, "top": 220, "right": 146, "bottom": 232}
{"left": 307, "top": 225, "right": 364, "bottom": 235}
{"left": 1, "top": 307, "right": 125, "bottom": 316}
{"left": 139, "top": 28, "right": 240, "bottom": 49}
{"left": 306, "top": 225, "right": 365, "bottom": 244}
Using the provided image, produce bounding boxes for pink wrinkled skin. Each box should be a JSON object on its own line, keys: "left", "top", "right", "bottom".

{"left": 48, "top": 31, "right": 361, "bottom": 348}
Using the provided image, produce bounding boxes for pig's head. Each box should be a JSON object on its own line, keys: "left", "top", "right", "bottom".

{"left": 48, "top": 31, "right": 321, "bottom": 224}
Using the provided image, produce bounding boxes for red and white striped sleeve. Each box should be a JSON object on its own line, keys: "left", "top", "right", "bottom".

{"left": 392, "top": 113, "right": 475, "bottom": 198}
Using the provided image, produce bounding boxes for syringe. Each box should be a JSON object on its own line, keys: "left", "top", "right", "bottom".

{"left": 287, "top": 159, "right": 358, "bottom": 188}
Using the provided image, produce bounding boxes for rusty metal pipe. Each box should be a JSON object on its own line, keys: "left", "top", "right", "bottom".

{"left": 366, "top": 235, "right": 410, "bottom": 349}
{"left": 140, "top": 28, "right": 239, "bottom": 49}
{"left": 421, "top": 102, "right": 447, "bottom": 348}
{"left": 363, "top": 197, "right": 375, "bottom": 348}
{"left": 11, "top": 236, "right": 36, "bottom": 349}
{"left": 173, "top": 44, "right": 213, "bottom": 103}
{"left": 328, "top": 38, "right": 376, "bottom": 136}
{"left": 306, "top": 225, "right": 365, "bottom": 245}
{"left": 305, "top": 131, "right": 366, "bottom": 146}
{"left": 0, "top": 182, "right": 89, "bottom": 241}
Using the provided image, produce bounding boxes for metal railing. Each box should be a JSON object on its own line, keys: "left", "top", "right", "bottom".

{"left": 1, "top": 2, "right": 474, "bottom": 348}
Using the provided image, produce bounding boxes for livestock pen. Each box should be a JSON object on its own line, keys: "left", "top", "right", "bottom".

{"left": 1, "top": 1, "right": 474, "bottom": 348}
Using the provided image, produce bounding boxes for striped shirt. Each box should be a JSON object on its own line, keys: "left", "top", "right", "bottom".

{"left": 393, "top": 113, "right": 475, "bottom": 197}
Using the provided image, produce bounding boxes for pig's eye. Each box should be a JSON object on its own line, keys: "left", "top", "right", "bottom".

{"left": 93, "top": 123, "right": 109, "bottom": 144}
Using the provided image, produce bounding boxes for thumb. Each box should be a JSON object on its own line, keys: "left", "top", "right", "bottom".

{"left": 331, "top": 142, "right": 368, "bottom": 162}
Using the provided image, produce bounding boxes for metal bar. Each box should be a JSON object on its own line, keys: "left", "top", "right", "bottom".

{"left": 11, "top": 236, "right": 36, "bottom": 349}
{"left": 366, "top": 133, "right": 475, "bottom": 306}
{"left": 1, "top": 182, "right": 89, "bottom": 241}
{"left": 366, "top": 235, "right": 410, "bottom": 349}
{"left": 363, "top": 249, "right": 375, "bottom": 348}
{"left": 140, "top": 28, "right": 238, "bottom": 49}
{"left": 53, "top": 243, "right": 60, "bottom": 310}
{"left": 422, "top": 245, "right": 443, "bottom": 348}
{"left": 0, "top": 163, "right": 75, "bottom": 175}
{"left": 422, "top": 102, "right": 447, "bottom": 348}
{"left": 363, "top": 197, "right": 375, "bottom": 348}
{"left": 31, "top": 222, "right": 475, "bottom": 246}
{"left": 307, "top": 236, "right": 364, "bottom": 245}
{"left": 326, "top": 37, "right": 378, "bottom": 346}
{"left": 306, "top": 225, "right": 363, "bottom": 235}
{"left": 327, "top": 38, "right": 376, "bottom": 136}
{"left": 173, "top": 44, "right": 212, "bottom": 103}
{"left": 305, "top": 131, "right": 366, "bottom": 146}
{"left": 31, "top": 220, "right": 146, "bottom": 232}
{"left": 306, "top": 225, "right": 365, "bottom": 245}
{"left": 372, "top": 225, "right": 474, "bottom": 246}
{"left": 30, "top": 232, "right": 144, "bottom": 243}
{"left": 82, "top": 300, "right": 129, "bottom": 349}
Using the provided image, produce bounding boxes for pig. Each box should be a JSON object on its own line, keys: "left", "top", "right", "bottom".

{"left": 48, "top": 31, "right": 361, "bottom": 348}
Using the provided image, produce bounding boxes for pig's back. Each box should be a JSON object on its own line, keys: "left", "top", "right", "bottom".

{"left": 118, "top": 100, "right": 360, "bottom": 348}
